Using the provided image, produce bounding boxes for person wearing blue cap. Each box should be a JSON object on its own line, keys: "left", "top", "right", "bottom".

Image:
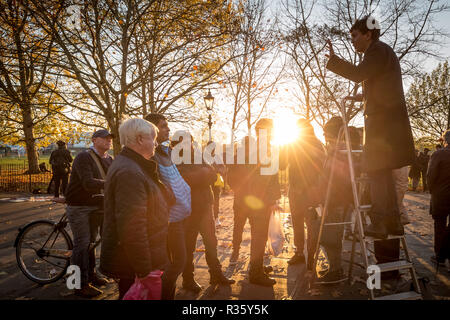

{"left": 65, "top": 129, "right": 114, "bottom": 298}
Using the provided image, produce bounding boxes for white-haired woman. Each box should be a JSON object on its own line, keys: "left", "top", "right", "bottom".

{"left": 100, "top": 118, "right": 174, "bottom": 299}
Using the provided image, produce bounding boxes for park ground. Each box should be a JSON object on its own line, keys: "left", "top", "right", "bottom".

{"left": 0, "top": 191, "right": 448, "bottom": 300}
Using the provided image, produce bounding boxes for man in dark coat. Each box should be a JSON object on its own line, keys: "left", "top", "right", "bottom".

{"left": 279, "top": 119, "right": 326, "bottom": 268}
{"left": 65, "top": 129, "right": 114, "bottom": 297}
{"left": 49, "top": 140, "right": 73, "bottom": 198}
{"left": 227, "top": 136, "right": 257, "bottom": 263}
{"left": 427, "top": 130, "right": 450, "bottom": 265}
{"left": 409, "top": 149, "right": 421, "bottom": 191}
{"left": 325, "top": 15, "right": 415, "bottom": 240}
{"left": 229, "top": 119, "right": 282, "bottom": 287}
{"left": 173, "top": 134, "right": 234, "bottom": 293}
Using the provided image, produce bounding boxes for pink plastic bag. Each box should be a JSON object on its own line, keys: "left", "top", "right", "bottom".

{"left": 122, "top": 270, "right": 163, "bottom": 300}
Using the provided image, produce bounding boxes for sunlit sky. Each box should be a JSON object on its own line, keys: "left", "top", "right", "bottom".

{"left": 170, "top": 1, "right": 450, "bottom": 146}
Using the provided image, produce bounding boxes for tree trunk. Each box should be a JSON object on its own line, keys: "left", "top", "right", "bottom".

{"left": 21, "top": 105, "right": 39, "bottom": 173}
{"left": 447, "top": 104, "right": 450, "bottom": 130}
{"left": 247, "top": 99, "right": 252, "bottom": 137}
{"left": 110, "top": 118, "right": 121, "bottom": 156}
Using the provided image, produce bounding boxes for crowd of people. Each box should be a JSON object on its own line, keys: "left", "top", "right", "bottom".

{"left": 45, "top": 15, "right": 449, "bottom": 299}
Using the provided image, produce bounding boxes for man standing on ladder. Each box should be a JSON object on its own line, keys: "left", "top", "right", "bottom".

{"left": 325, "top": 15, "right": 415, "bottom": 277}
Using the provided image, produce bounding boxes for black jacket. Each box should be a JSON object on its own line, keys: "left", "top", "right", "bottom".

{"left": 326, "top": 40, "right": 415, "bottom": 172}
{"left": 64, "top": 150, "right": 113, "bottom": 207}
{"left": 320, "top": 145, "right": 353, "bottom": 209}
{"left": 228, "top": 152, "right": 281, "bottom": 211}
{"left": 100, "top": 147, "right": 170, "bottom": 279}
{"left": 280, "top": 137, "right": 326, "bottom": 192}
{"left": 49, "top": 147, "right": 73, "bottom": 175}
{"left": 409, "top": 154, "right": 421, "bottom": 179}
{"left": 417, "top": 152, "right": 430, "bottom": 171}
{"left": 177, "top": 159, "right": 216, "bottom": 217}
{"left": 427, "top": 146, "right": 450, "bottom": 216}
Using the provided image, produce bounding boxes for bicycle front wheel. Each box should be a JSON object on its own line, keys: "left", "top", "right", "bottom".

{"left": 15, "top": 220, "right": 73, "bottom": 284}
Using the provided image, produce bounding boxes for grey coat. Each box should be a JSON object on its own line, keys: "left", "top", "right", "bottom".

{"left": 326, "top": 40, "right": 415, "bottom": 172}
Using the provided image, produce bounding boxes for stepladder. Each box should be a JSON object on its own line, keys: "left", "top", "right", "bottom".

{"left": 310, "top": 99, "right": 423, "bottom": 300}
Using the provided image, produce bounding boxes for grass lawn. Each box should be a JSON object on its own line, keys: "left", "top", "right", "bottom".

{"left": 0, "top": 155, "right": 51, "bottom": 166}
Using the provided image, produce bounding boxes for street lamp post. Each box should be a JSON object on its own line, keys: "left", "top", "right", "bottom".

{"left": 204, "top": 89, "right": 214, "bottom": 142}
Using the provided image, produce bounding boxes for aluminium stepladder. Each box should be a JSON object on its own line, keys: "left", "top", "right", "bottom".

{"left": 310, "top": 99, "right": 422, "bottom": 300}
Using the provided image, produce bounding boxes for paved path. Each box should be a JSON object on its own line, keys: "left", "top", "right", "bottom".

{"left": 0, "top": 192, "right": 448, "bottom": 300}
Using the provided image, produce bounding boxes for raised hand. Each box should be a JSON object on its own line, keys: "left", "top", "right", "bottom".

{"left": 343, "top": 94, "right": 363, "bottom": 102}
{"left": 325, "top": 39, "right": 334, "bottom": 58}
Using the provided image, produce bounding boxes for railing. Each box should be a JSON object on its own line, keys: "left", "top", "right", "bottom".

{"left": 0, "top": 163, "right": 53, "bottom": 193}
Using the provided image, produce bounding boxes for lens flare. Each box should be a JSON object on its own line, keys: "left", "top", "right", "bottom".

{"left": 272, "top": 110, "right": 301, "bottom": 145}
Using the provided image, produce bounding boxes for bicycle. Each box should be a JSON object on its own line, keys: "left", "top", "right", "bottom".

{"left": 14, "top": 197, "right": 102, "bottom": 285}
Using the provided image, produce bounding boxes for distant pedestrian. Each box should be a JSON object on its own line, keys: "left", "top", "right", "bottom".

{"left": 418, "top": 148, "right": 430, "bottom": 192}
{"left": 427, "top": 130, "right": 450, "bottom": 267}
{"left": 49, "top": 141, "right": 72, "bottom": 198}
{"left": 409, "top": 149, "right": 421, "bottom": 191}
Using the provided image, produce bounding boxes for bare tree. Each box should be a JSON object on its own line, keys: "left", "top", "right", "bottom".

{"left": 407, "top": 61, "right": 449, "bottom": 143}
{"left": 28, "top": 0, "right": 239, "bottom": 153}
{"left": 222, "top": 0, "right": 285, "bottom": 142}
{"left": 131, "top": 0, "right": 239, "bottom": 123}
{"left": 281, "top": 0, "right": 449, "bottom": 127}
{"left": 28, "top": 0, "right": 162, "bottom": 152}
{"left": 0, "top": 0, "right": 64, "bottom": 172}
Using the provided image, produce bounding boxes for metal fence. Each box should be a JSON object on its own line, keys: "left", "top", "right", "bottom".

{"left": 0, "top": 163, "right": 53, "bottom": 193}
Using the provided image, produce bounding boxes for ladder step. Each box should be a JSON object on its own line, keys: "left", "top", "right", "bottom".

{"left": 355, "top": 176, "right": 371, "bottom": 183}
{"left": 374, "top": 291, "right": 422, "bottom": 300}
{"left": 324, "top": 222, "right": 352, "bottom": 226}
{"left": 376, "top": 260, "right": 412, "bottom": 272}
{"left": 358, "top": 205, "right": 371, "bottom": 211}
{"left": 338, "top": 149, "right": 363, "bottom": 153}
{"left": 365, "top": 235, "right": 405, "bottom": 242}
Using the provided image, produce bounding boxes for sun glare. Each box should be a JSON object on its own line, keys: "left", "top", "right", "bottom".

{"left": 272, "top": 110, "right": 301, "bottom": 146}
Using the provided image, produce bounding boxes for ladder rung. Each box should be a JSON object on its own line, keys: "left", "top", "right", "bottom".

{"left": 364, "top": 234, "right": 405, "bottom": 242}
{"left": 376, "top": 260, "right": 413, "bottom": 272}
{"left": 355, "top": 177, "right": 370, "bottom": 183}
{"left": 359, "top": 205, "right": 371, "bottom": 211}
{"left": 374, "top": 291, "right": 422, "bottom": 300}
{"left": 324, "top": 222, "right": 352, "bottom": 226}
{"left": 337, "top": 150, "right": 363, "bottom": 153}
